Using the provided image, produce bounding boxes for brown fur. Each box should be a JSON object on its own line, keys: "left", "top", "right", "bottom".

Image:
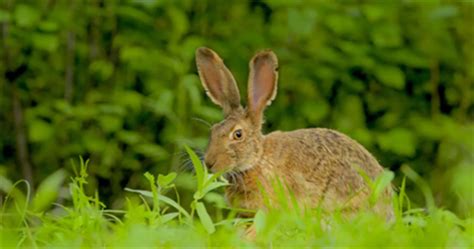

{"left": 195, "top": 47, "right": 393, "bottom": 219}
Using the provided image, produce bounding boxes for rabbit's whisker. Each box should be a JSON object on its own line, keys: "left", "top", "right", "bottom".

{"left": 178, "top": 158, "right": 195, "bottom": 173}
{"left": 176, "top": 147, "right": 206, "bottom": 173}
{"left": 191, "top": 117, "right": 212, "bottom": 129}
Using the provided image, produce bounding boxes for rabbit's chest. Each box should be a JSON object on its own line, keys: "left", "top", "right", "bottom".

{"left": 224, "top": 166, "right": 314, "bottom": 211}
{"left": 224, "top": 170, "right": 263, "bottom": 209}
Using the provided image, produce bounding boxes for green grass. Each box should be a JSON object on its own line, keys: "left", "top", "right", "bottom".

{"left": 0, "top": 149, "right": 472, "bottom": 248}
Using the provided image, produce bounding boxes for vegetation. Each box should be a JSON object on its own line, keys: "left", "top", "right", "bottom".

{"left": 1, "top": 150, "right": 472, "bottom": 248}
{"left": 0, "top": 0, "right": 472, "bottom": 247}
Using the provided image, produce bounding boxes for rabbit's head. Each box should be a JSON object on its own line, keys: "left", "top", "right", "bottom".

{"left": 195, "top": 47, "right": 278, "bottom": 173}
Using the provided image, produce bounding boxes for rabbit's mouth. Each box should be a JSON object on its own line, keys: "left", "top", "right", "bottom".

{"left": 223, "top": 167, "right": 251, "bottom": 185}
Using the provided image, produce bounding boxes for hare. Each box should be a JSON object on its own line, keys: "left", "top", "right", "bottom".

{"left": 195, "top": 47, "right": 393, "bottom": 219}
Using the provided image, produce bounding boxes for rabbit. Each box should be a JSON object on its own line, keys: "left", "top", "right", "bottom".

{"left": 195, "top": 47, "right": 394, "bottom": 220}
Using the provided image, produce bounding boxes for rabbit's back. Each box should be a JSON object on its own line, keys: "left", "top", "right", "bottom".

{"left": 259, "top": 128, "right": 392, "bottom": 215}
{"left": 265, "top": 128, "right": 383, "bottom": 178}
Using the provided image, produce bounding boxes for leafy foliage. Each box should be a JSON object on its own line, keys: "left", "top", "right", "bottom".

{"left": 0, "top": 154, "right": 472, "bottom": 248}
{"left": 0, "top": 0, "right": 472, "bottom": 223}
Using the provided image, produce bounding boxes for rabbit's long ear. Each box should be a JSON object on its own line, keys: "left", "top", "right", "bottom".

{"left": 196, "top": 47, "right": 241, "bottom": 115}
{"left": 247, "top": 50, "right": 278, "bottom": 124}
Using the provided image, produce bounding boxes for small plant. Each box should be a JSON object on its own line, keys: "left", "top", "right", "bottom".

{"left": 125, "top": 145, "right": 229, "bottom": 234}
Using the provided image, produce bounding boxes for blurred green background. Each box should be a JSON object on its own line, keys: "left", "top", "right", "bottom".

{"left": 0, "top": 1, "right": 472, "bottom": 217}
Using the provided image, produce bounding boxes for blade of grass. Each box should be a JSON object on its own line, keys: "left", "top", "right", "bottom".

{"left": 401, "top": 165, "right": 435, "bottom": 213}
{"left": 184, "top": 145, "right": 205, "bottom": 191}
{"left": 124, "top": 188, "right": 191, "bottom": 219}
{"left": 195, "top": 201, "right": 215, "bottom": 234}
{"left": 32, "top": 169, "right": 67, "bottom": 212}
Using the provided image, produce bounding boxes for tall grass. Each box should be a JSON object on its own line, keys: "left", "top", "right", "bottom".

{"left": 0, "top": 148, "right": 472, "bottom": 248}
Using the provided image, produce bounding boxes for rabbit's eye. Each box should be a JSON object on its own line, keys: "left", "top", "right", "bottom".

{"left": 232, "top": 129, "right": 243, "bottom": 140}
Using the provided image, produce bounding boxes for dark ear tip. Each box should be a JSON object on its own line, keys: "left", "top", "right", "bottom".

{"left": 251, "top": 49, "right": 278, "bottom": 67}
{"left": 196, "top": 47, "right": 215, "bottom": 58}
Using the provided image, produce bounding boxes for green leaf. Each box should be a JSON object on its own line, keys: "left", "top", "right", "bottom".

{"left": 388, "top": 48, "right": 430, "bottom": 68}
{"left": 120, "top": 46, "right": 147, "bottom": 64}
{"left": 196, "top": 181, "right": 228, "bottom": 200}
{"left": 29, "top": 119, "right": 54, "bottom": 143}
{"left": 158, "top": 172, "right": 177, "bottom": 188}
{"left": 398, "top": 176, "right": 408, "bottom": 215}
{"left": 288, "top": 8, "right": 317, "bottom": 37}
{"left": 161, "top": 212, "right": 179, "bottom": 224}
{"left": 410, "top": 116, "right": 441, "bottom": 140}
{"left": 144, "top": 172, "right": 155, "bottom": 185}
{"left": 157, "top": 194, "right": 190, "bottom": 219}
{"left": 32, "top": 169, "right": 67, "bottom": 212}
{"left": 0, "top": 175, "right": 14, "bottom": 193}
{"left": 334, "top": 95, "right": 365, "bottom": 132}
{"left": 14, "top": 4, "right": 40, "bottom": 28}
{"left": 370, "top": 170, "right": 394, "bottom": 204}
{"left": 362, "top": 5, "right": 385, "bottom": 22}
{"left": 89, "top": 60, "right": 114, "bottom": 81}
{"left": 254, "top": 209, "right": 266, "bottom": 234}
{"left": 195, "top": 201, "right": 215, "bottom": 234}
{"left": 146, "top": 89, "right": 175, "bottom": 117}
{"left": 134, "top": 143, "right": 168, "bottom": 160}
{"left": 0, "top": 175, "right": 26, "bottom": 201}
{"left": 193, "top": 164, "right": 227, "bottom": 200}
{"left": 114, "top": 90, "right": 143, "bottom": 112}
{"left": 203, "top": 192, "right": 227, "bottom": 208}
{"left": 301, "top": 100, "right": 329, "bottom": 123}
{"left": 167, "top": 7, "right": 189, "bottom": 40}
{"left": 377, "top": 128, "right": 417, "bottom": 157}
{"left": 124, "top": 188, "right": 190, "bottom": 218}
{"left": 98, "top": 115, "right": 123, "bottom": 133}
{"left": 181, "top": 74, "right": 202, "bottom": 107}
{"left": 374, "top": 65, "right": 405, "bottom": 89}
{"left": 371, "top": 24, "right": 402, "bottom": 48}
{"left": 82, "top": 131, "right": 107, "bottom": 153}
{"left": 202, "top": 170, "right": 226, "bottom": 187}
{"left": 117, "top": 131, "right": 142, "bottom": 145}
{"left": 325, "top": 14, "right": 358, "bottom": 36}
{"left": 451, "top": 164, "right": 474, "bottom": 207}
{"left": 143, "top": 172, "right": 159, "bottom": 212}
{"left": 38, "top": 21, "right": 58, "bottom": 32}
{"left": 401, "top": 165, "right": 435, "bottom": 213}
{"left": 32, "top": 33, "right": 59, "bottom": 52}
{"left": 184, "top": 145, "right": 205, "bottom": 191}
{"left": 117, "top": 6, "right": 153, "bottom": 25}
